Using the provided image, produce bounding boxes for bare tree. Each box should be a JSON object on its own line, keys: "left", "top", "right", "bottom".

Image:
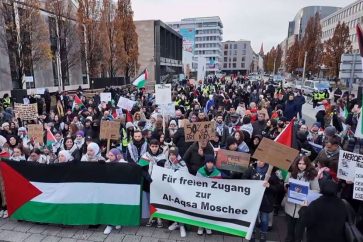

{"left": 77, "top": 0, "right": 102, "bottom": 78}
{"left": 0, "top": 0, "right": 51, "bottom": 89}
{"left": 46, "top": 0, "right": 81, "bottom": 89}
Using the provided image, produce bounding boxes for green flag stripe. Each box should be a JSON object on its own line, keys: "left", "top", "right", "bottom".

{"left": 12, "top": 201, "right": 140, "bottom": 226}
{"left": 138, "top": 159, "right": 149, "bottom": 167}
{"left": 152, "top": 212, "right": 247, "bottom": 237}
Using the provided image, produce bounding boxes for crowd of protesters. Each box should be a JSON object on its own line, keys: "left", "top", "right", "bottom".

{"left": 0, "top": 76, "right": 362, "bottom": 242}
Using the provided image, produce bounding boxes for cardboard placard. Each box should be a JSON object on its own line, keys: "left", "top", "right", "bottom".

{"left": 100, "top": 92, "right": 112, "bottom": 103}
{"left": 14, "top": 103, "right": 38, "bottom": 121}
{"left": 252, "top": 137, "right": 299, "bottom": 171}
{"left": 100, "top": 121, "right": 121, "bottom": 140}
{"left": 155, "top": 84, "right": 172, "bottom": 105}
{"left": 184, "top": 121, "right": 216, "bottom": 142}
{"left": 216, "top": 149, "right": 250, "bottom": 173}
{"left": 27, "top": 124, "right": 44, "bottom": 143}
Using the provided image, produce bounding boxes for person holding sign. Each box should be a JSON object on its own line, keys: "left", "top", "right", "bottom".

{"left": 284, "top": 156, "right": 319, "bottom": 242}
{"left": 243, "top": 160, "right": 280, "bottom": 242}
{"left": 195, "top": 155, "right": 222, "bottom": 236}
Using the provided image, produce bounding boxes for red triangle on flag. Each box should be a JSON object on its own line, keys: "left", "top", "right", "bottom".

{"left": 275, "top": 118, "right": 295, "bottom": 147}
{"left": 0, "top": 162, "right": 42, "bottom": 216}
{"left": 126, "top": 110, "right": 133, "bottom": 123}
{"left": 149, "top": 204, "right": 157, "bottom": 216}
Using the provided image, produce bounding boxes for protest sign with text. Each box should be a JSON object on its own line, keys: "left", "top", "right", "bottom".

{"left": 184, "top": 121, "right": 216, "bottom": 143}
{"left": 150, "top": 166, "right": 265, "bottom": 240}
{"left": 14, "top": 103, "right": 38, "bottom": 121}
{"left": 100, "top": 121, "right": 121, "bottom": 140}
{"left": 353, "top": 160, "right": 363, "bottom": 201}
{"left": 338, "top": 150, "right": 363, "bottom": 182}
{"left": 100, "top": 93, "right": 112, "bottom": 103}
{"left": 27, "top": 124, "right": 44, "bottom": 143}
{"left": 117, "top": 97, "right": 136, "bottom": 111}
{"left": 252, "top": 137, "right": 299, "bottom": 171}
{"left": 216, "top": 149, "right": 250, "bottom": 173}
{"left": 155, "top": 84, "right": 172, "bottom": 105}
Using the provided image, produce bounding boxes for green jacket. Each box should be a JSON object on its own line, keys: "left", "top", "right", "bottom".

{"left": 196, "top": 166, "right": 222, "bottom": 178}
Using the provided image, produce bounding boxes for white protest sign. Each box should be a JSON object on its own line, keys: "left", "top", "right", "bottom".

{"left": 155, "top": 84, "right": 172, "bottom": 105}
{"left": 100, "top": 93, "right": 112, "bottom": 103}
{"left": 338, "top": 150, "right": 362, "bottom": 182}
{"left": 117, "top": 96, "right": 136, "bottom": 111}
{"left": 353, "top": 160, "right": 363, "bottom": 201}
{"left": 159, "top": 103, "right": 175, "bottom": 117}
{"left": 150, "top": 166, "right": 265, "bottom": 240}
{"left": 287, "top": 178, "right": 309, "bottom": 205}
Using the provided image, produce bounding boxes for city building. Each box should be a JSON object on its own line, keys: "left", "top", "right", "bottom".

{"left": 0, "top": 1, "right": 88, "bottom": 97}
{"left": 221, "top": 40, "right": 254, "bottom": 75}
{"left": 167, "top": 16, "right": 223, "bottom": 74}
{"left": 321, "top": 0, "right": 363, "bottom": 52}
{"left": 280, "top": 6, "right": 341, "bottom": 72}
{"left": 134, "top": 20, "right": 183, "bottom": 89}
{"left": 321, "top": 0, "right": 363, "bottom": 88}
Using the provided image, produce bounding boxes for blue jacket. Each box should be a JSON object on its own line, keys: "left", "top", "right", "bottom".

{"left": 284, "top": 100, "right": 298, "bottom": 121}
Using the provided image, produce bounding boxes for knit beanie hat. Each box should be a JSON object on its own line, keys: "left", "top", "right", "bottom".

{"left": 76, "top": 130, "right": 85, "bottom": 137}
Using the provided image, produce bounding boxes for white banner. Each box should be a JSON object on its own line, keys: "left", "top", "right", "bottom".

{"left": 338, "top": 151, "right": 363, "bottom": 182}
{"left": 150, "top": 166, "right": 265, "bottom": 239}
{"left": 117, "top": 97, "right": 136, "bottom": 111}
{"left": 155, "top": 84, "right": 172, "bottom": 105}
{"left": 100, "top": 93, "right": 112, "bottom": 103}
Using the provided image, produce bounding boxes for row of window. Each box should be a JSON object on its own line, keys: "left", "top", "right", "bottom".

{"left": 195, "top": 50, "right": 220, "bottom": 55}
{"left": 322, "top": 17, "right": 363, "bottom": 41}
{"left": 224, "top": 43, "right": 247, "bottom": 49}
{"left": 195, "top": 43, "right": 220, "bottom": 48}
{"left": 195, "top": 36, "right": 222, "bottom": 41}
{"left": 196, "top": 29, "right": 221, "bottom": 35}
{"left": 223, "top": 63, "right": 246, "bottom": 68}
{"left": 224, "top": 57, "right": 246, "bottom": 62}
{"left": 322, "top": 1, "right": 363, "bottom": 27}
{"left": 223, "top": 50, "right": 247, "bottom": 56}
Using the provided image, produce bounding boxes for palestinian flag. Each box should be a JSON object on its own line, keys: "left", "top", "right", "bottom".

{"left": 344, "top": 106, "right": 349, "bottom": 119}
{"left": 46, "top": 129, "right": 56, "bottom": 147}
{"left": 274, "top": 118, "right": 295, "bottom": 179}
{"left": 72, "top": 95, "right": 84, "bottom": 111}
{"left": 0, "top": 160, "right": 142, "bottom": 225}
{"left": 132, "top": 69, "right": 148, "bottom": 89}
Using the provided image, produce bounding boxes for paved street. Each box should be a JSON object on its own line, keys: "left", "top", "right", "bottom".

{"left": 0, "top": 214, "right": 288, "bottom": 242}
{"left": 302, "top": 102, "right": 316, "bottom": 126}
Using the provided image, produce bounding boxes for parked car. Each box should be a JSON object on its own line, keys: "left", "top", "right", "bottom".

{"left": 300, "top": 80, "right": 330, "bottom": 96}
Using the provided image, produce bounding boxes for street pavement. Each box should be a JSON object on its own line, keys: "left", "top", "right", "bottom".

{"left": 0, "top": 215, "right": 288, "bottom": 242}
{"left": 302, "top": 102, "right": 316, "bottom": 126}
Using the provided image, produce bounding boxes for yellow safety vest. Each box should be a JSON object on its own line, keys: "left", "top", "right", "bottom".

{"left": 122, "top": 129, "right": 130, "bottom": 147}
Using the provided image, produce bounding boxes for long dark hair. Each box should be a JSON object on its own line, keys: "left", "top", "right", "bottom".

{"left": 290, "top": 156, "right": 317, "bottom": 181}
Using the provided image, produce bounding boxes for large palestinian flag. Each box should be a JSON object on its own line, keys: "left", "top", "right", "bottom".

{"left": 0, "top": 160, "right": 142, "bottom": 225}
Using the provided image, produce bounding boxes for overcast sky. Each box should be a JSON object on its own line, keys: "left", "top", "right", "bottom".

{"left": 132, "top": 0, "right": 351, "bottom": 53}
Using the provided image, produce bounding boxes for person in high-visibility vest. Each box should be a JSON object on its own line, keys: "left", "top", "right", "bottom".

{"left": 2, "top": 94, "right": 11, "bottom": 109}
{"left": 120, "top": 123, "right": 134, "bottom": 155}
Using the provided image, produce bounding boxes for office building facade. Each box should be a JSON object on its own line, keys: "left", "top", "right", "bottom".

{"left": 134, "top": 20, "right": 183, "bottom": 89}
{"left": 221, "top": 40, "right": 254, "bottom": 75}
{"left": 167, "top": 16, "right": 223, "bottom": 74}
